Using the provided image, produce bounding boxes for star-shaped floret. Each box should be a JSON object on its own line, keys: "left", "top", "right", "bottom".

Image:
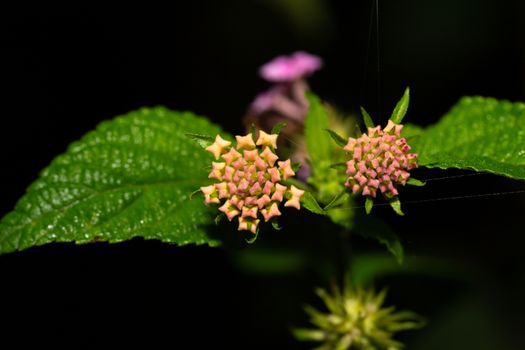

{"left": 206, "top": 135, "right": 231, "bottom": 159}
{"left": 256, "top": 130, "right": 278, "bottom": 149}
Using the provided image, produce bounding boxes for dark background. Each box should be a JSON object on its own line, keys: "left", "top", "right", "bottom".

{"left": 1, "top": 1, "right": 524, "bottom": 348}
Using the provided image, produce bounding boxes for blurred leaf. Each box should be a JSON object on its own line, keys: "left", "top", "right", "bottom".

{"left": 292, "top": 328, "right": 326, "bottom": 341}
{"left": 326, "top": 194, "right": 355, "bottom": 230}
{"left": 411, "top": 96, "right": 525, "bottom": 180}
{"left": 350, "top": 253, "right": 476, "bottom": 285}
{"left": 353, "top": 213, "right": 404, "bottom": 264}
{"left": 234, "top": 249, "right": 306, "bottom": 275}
{"left": 0, "top": 107, "right": 226, "bottom": 254}
{"left": 305, "top": 92, "right": 332, "bottom": 165}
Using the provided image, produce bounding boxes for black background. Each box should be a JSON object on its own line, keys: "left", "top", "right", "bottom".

{"left": 1, "top": 1, "right": 524, "bottom": 348}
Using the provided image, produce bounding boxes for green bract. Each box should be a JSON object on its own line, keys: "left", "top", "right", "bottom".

{"left": 0, "top": 107, "right": 226, "bottom": 255}
{"left": 409, "top": 96, "right": 525, "bottom": 180}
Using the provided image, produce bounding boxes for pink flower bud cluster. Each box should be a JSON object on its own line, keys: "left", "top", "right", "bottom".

{"left": 200, "top": 131, "right": 304, "bottom": 233}
{"left": 344, "top": 120, "right": 418, "bottom": 198}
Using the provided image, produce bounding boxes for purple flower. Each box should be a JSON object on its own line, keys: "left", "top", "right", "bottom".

{"left": 259, "top": 51, "right": 323, "bottom": 82}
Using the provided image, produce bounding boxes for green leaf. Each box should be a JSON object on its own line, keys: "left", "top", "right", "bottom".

{"left": 0, "top": 107, "right": 227, "bottom": 255}
{"left": 185, "top": 133, "right": 214, "bottom": 148}
{"left": 325, "top": 129, "right": 347, "bottom": 147}
{"left": 301, "top": 191, "right": 327, "bottom": 215}
{"left": 389, "top": 197, "right": 405, "bottom": 216}
{"left": 360, "top": 106, "right": 375, "bottom": 129}
{"left": 305, "top": 92, "right": 332, "bottom": 165}
{"left": 411, "top": 96, "right": 525, "bottom": 180}
{"left": 271, "top": 121, "right": 287, "bottom": 135}
{"left": 391, "top": 87, "right": 410, "bottom": 124}
{"left": 365, "top": 197, "right": 374, "bottom": 214}
{"left": 353, "top": 213, "right": 404, "bottom": 264}
{"left": 407, "top": 178, "right": 425, "bottom": 186}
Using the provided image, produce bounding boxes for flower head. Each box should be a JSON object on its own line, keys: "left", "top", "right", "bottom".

{"left": 201, "top": 132, "right": 304, "bottom": 233}
{"left": 294, "top": 284, "right": 426, "bottom": 350}
{"left": 344, "top": 120, "right": 417, "bottom": 198}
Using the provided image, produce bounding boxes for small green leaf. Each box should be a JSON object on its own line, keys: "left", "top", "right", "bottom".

{"left": 410, "top": 96, "right": 525, "bottom": 180}
{"left": 389, "top": 197, "right": 405, "bottom": 216}
{"left": 354, "top": 213, "right": 404, "bottom": 264}
{"left": 249, "top": 123, "right": 257, "bottom": 140}
{"left": 407, "top": 178, "right": 425, "bottom": 186}
{"left": 391, "top": 87, "right": 410, "bottom": 124}
{"left": 360, "top": 106, "right": 375, "bottom": 129}
{"left": 271, "top": 220, "right": 282, "bottom": 231}
{"left": 365, "top": 197, "right": 374, "bottom": 214}
{"left": 305, "top": 93, "right": 332, "bottom": 165}
{"left": 292, "top": 162, "right": 302, "bottom": 172}
{"left": 185, "top": 133, "right": 214, "bottom": 148}
{"left": 245, "top": 230, "right": 259, "bottom": 244}
{"left": 293, "top": 328, "right": 326, "bottom": 341}
{"left": 301, "top": 192, "right": 327, "bottom": 215}
{"left": 329, "top": 162, "right": 347, "bottom": 170}
{"left": 215, "top": 213, "right": 225, "bottom": 225}
{"left": 271, "top": 121, "right": 287, "bottom": 135}
{"left": 189, "top": 188, "right": 202, "bottom": 200}
{"left": 325, "top": 129, "right": 348, "bottom": 147}
{"left": 0, "top": 107, "right": 227, "bottom": 255}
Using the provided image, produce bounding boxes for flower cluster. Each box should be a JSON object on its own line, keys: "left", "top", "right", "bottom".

{"left": 344, "top": 120, "right": 417, "bottom": 198}
{"left": 294, "top": 285, "right": 425, "bottom": 350}
{"left": 200, "top": 131, "right": 304, "bottom": 233}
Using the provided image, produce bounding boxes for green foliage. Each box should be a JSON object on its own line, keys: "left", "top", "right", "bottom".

{"left": 305, "top": 93, "right": 355, "bottom": 228}
{"left": 410, "top": 96, "right": 525, "bottom": 180}
{"left": 391, "top": 87, "right": 410, "bottom": 124}
{"left": 0, "top": 107, "right": 226, "bottom": 255}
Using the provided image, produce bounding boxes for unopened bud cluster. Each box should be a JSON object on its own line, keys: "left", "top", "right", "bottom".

{"left": 201, "top": 131, "right": 304, "bottom": 233}
{"left": 344, "top": 120, "right": 417, "bottom": 198}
